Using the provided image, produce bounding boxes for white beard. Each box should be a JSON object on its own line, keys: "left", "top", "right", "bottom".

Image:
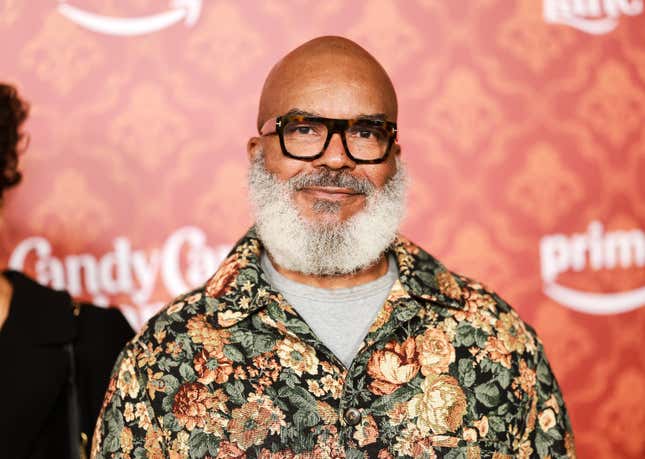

{"left": 248, "top": 156, "right": 408, "bottom": 276}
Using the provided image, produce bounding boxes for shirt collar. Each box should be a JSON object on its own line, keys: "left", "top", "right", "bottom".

{"left": 204, "top": 227, "right": 466, "bottom": 329}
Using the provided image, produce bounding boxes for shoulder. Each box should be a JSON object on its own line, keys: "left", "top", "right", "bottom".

{"left": 75, "top": 303, "right": 134, "bottom": 354}
{"left": 142, "top": 285, "right": 210, "bottom": 330}
{"left": 125, "top": 286, "right": 215, "bottom": 360}
{"left": 2, "top": 270, "right": 75, "bottom": 342}
{"left": 393, "top": 236, "right": 540, "bottom": 352}
{"left": 436, "top": 269, "right": 541, "bottom": 368}
{"left": 77, "top": 302, "right": 132, "bottom": 329}
{"left": 455, "top": 271, "right": 535, "bottom": 332}
{"left": 394, "top": 237, "right": 541, "bottom": 361}
{"left": 393, "top": 238, "right": 537, "bottom": 343}
{"left": 3, "top": 270, "right": 71, "bottom": 310}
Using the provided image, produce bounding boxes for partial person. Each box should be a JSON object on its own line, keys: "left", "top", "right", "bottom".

{"left": 0, "top": 83, "right": 134, "bottom": 459}
{"left": 92, "top": 37, "right": 575, "bottom": 458}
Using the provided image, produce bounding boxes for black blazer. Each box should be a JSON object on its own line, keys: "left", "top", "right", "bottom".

{"left": 0, "top": 271, "right": 134, "bottom": 459}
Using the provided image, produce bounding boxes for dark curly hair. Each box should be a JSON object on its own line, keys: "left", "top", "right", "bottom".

{"left": 0, "top": 83, "right": 27, "bottom": 202}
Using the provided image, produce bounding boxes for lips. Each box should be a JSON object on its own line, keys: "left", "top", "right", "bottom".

{"left": 299, "top": 186, "right": 363, "bottom": 200}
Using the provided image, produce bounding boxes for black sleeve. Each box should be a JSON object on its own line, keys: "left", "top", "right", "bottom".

{"left": 74, "top": 304, "right": 135, "bottom": 451}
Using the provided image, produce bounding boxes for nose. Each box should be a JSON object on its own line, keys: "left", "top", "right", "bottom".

{"left": 311, "top": 132, "right": 355, "bottom": 170}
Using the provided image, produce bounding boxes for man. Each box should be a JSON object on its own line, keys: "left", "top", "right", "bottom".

{"left": 92, "top": 37, "right": 575, "bottom": 458}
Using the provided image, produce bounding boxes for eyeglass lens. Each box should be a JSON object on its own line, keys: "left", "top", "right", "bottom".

{"left": 282, "top": 119, "right": 390, "bottom": 160}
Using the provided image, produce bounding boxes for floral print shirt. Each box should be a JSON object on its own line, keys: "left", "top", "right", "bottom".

{"left": 92, "top": 229, "right": 576, "bottom": 459}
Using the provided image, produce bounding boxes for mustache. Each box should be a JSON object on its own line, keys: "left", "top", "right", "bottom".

{"left": 288, "top": 169, "right": 375, "bottom": 194}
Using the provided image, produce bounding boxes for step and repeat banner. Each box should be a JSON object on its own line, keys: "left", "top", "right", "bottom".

{"left": 1, "top": 1, "right": 643, "bottom": 457}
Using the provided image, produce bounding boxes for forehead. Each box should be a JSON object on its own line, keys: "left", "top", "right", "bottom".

{"left": 262, "top": 55, "right": 397, "bottom": 122}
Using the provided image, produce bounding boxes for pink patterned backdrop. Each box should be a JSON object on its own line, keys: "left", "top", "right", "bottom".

{"left": 1, "top": 1, "right": 644, "bottom": 457}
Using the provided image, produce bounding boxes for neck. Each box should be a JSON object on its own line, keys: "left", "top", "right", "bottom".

{"left": 0, "top": 273, "right": 13, "bottom": 330}
{"left": 267, "top": 253, "right": 389, "bottom": 289}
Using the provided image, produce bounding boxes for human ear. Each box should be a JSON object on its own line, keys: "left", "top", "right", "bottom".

{"left": 247, "top": 137, "right": 263, "bottom": 163}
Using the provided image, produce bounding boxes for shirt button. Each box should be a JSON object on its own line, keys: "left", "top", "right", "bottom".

{"left": 344, "top": 407, "right": 361, "bottom": 426}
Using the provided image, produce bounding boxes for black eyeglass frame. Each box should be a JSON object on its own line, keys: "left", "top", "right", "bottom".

{"left": 260, "top": 114, "right": 398, "bottom": 165}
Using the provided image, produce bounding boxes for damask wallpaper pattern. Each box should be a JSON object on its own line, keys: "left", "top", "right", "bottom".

{"left": 0, "top": 1, "right": 643, "bottom": 457}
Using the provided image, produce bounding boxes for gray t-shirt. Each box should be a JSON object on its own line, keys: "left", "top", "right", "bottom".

{"left": 260, "top": 252, "right": 398, "bottom": 368}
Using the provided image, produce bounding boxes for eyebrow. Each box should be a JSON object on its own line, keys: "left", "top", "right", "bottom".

{"left": 283, "top": 108, "right": 389, "bottom": 121}
{"left": 356, "top": 113, "right": 388, "bottom": 122}
{"left": 283, "top": 108, "right": 322, "bottom": 117}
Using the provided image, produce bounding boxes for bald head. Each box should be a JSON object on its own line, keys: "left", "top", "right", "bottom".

{"left": 257, "top": 36, "right": 398, "bottom": 132}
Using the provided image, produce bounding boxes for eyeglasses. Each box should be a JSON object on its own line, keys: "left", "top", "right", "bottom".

{"left": 259, "top": 113, "right": 398, "bottom": 164}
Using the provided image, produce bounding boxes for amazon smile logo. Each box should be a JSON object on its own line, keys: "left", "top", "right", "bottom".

{"left": 540, "top": 221, "right": 645, "bottom": 315}
{"left": 543, "top": 0, "right": 643, "bottom": 35}
{"left": 57, "top": 0, "right": 202, "bottom": 36}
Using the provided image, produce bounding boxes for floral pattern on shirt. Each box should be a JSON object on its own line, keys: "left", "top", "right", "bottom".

{"left": 92, "top": 228, "right": 576, "bottom": 459}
